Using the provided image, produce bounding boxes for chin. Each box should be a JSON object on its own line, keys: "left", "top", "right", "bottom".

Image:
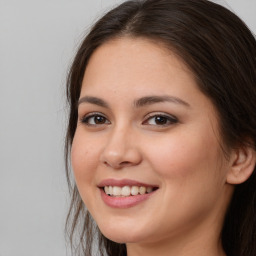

{"left": 99, "top": 224, "right": 147, "bottom": 244}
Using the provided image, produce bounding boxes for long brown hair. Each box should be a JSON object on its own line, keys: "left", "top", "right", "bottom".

{"left": 65, "top": 1, "right": 256, "bottom": 255}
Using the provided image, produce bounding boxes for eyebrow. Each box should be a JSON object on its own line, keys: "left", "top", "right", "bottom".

{"left": 134, "top": 95, "right": 190, "bottom": 108}
{"left": 78, "top": 96, "right": 109, "bottom": 108}
{"left": 78, "top": 95, "right": 190, "bottom": 108}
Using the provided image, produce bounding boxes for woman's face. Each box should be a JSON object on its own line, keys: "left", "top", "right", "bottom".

{"left": 71, "top": 38, "right": 233, "bottom": 246}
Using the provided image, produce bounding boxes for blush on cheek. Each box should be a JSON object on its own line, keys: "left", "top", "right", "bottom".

{"left": 149, "top": 137, "right": 218, "bottom": 181}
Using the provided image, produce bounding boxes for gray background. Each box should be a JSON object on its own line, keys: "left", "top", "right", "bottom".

{"left": 0, "top": 1, "right": 255, "bottom": 255}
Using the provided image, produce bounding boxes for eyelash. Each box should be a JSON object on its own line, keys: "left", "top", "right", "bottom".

{"left": 80, "top": 112, "right": 110, "bottom": 126}
{"left": 80, "top": 112, "right": 178, "bottom": 127}
{"left": 143, "top": 113, "right": 178, "bottom": 126}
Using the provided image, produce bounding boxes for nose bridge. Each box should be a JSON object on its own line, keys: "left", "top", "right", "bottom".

{"left": 100, "top": 123, "right": 141, "bottom": 168}
{"left": 107, "top": 124, "right": 129, "bottom": 153}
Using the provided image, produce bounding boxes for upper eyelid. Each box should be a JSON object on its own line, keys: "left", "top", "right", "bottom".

{"left": 79, "top": 112, "right": 110, "bottom": 122}
{"left": 80, "top": 111, "right": 107, "bottom": 118}
{"left": 143, "top": 112, "right": 177, "bottom": 120}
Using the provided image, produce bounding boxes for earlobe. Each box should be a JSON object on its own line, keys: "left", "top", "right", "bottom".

{"left": 226, "top": 145, "right": 256, "bottom": 185}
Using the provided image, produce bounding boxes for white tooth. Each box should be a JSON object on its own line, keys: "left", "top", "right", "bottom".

{"left": 131, "top": 186, "right": 139, "bottom": 195}
{"left": 146, "top": 187, "right": 153, "bottom": 193}
{"left": 109, "top": 186, "right": 113, "bottom": 195}
{"left": 113, "top": 186, "right": 122, "bottom": 196}
{"left": 104, "top": 186, "right": 109, "bottom": 194}
{"left": 121, "top": 186, "right": 131, "bottom": 196}
{"left": 139, "top": 186, "right": 146, "bottom": 195}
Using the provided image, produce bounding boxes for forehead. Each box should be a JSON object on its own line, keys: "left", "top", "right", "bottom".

{"left": 81, "top": 37, "right": 197, "bottom": 96}
{"left": 86, "top": 37, "right": 191, "bottom": 73}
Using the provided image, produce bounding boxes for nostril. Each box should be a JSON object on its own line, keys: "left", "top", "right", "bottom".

{"left": 103, "top": 161, "right": 111, "bottom": 167}
{"left": 103, "top": 160, "right": 133, "bottom": 169}
{"left": 120, "top": 161, "right": 132, "bottom": 166}
{"left": 100, "top": 147, "right": 142, "bottom": 169}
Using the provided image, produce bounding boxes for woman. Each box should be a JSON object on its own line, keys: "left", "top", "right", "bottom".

{"left": 65, "top": 0, "right": 256, "bottom": 255}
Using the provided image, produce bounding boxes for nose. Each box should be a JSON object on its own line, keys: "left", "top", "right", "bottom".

{"left": 100, "top": 127, "right": 142, "bottom": 169}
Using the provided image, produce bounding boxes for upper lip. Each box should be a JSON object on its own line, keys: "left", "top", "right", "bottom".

{"left": 98, "top": 179, "right": 158, "bottom": 188}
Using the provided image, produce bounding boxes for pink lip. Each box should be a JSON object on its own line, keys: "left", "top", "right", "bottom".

{"left": 100, "top": 189, "right": 157, "bottom": 209}
{"left": 98, "top": 179, "right": 158, "bottom": 209}
{"left": 98, "top": 178, "right": 158, "bottom": 188}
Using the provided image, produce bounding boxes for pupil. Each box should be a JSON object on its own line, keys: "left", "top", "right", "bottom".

{"left": 155, "top": 116, "right": 167, "bottom": 124}
{"left": 95, "top": 116, "right": 105, "bottom": 124}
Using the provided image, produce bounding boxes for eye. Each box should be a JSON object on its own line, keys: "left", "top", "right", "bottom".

{"left": 81, "top": 113, "right": 110, "bottom": 126}
{"left": 143, "top": 113, "right": 178, "bottom": 126}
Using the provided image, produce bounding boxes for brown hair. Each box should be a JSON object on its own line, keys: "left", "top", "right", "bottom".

{"left": 65, "top": 0, "right": 256, "bottom": 255}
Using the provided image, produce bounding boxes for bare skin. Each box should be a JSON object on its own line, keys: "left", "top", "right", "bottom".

{"left": 72, "top": 37, "right": 237, "bottom": 256}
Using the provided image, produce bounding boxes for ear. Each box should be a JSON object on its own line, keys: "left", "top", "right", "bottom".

{"left": 226, "top": 145, "right": 256, "bottom": 185}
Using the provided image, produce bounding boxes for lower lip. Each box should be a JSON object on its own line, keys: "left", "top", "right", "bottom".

{"left": 100, "top": 189, "right": 156, "bottom": 209}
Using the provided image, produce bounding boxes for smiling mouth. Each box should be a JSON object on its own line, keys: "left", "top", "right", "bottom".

{"left": 102, "top": 185, "right": 158, "bottom": 197}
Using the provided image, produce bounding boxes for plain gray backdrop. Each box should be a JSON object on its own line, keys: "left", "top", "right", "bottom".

{"left": 0, "top": 0, "right": 255, "bottom": 255}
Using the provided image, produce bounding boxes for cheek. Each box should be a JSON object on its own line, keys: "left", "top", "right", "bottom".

{"left": 144, "top": 130, "right": 222, "bottom": 183}
{"left": 71, "top": 132, "right": 103, "bottom": 213}
{"left": 71, "top": 131, "right": 99, "bottom": 188}
{"left": 143, "top": 132, "right": 227, "bottom": 228}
